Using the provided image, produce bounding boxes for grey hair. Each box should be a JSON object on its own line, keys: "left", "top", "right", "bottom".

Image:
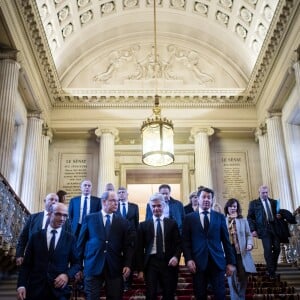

{"left": 149, "top": 193, "right": 165, "bottom": 206}
{"left": 101, "top": 191, "right": 110, "bottom": 201}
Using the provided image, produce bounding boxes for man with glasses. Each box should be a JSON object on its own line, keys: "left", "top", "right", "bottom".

{"left": 17, "top": 203, "right": 80, "bottom": 300}
{"left": 16, "top": 193, "right": 60, "bottom": 266}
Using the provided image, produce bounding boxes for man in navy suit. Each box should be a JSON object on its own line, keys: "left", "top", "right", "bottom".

{"left": 16, "top": 193, "right": 59, "bottom": 266}
{"left": 68, "top": 179, "right": 101, "bottom": 238}
{"left": 182, "top": 187, "right": 236, "bottom": 300}
{"left": 137, "top": 193, "right": 181, "bottom": 300}
{"left": 247, "top": 185, "right": 281, "bottom": 279}
{"left": 17, "top": 203, "right": 80, "bottom": 300}
{"left": 117, "top": 186, "right": 139, "bottom": 290}
{"left": 77, "top": 190, "right": 135, "bottom": 300}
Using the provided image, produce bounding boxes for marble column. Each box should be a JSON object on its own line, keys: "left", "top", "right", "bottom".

{"left": 39, "top": 126, "right": 53, "bottom": 210}
{"left": 21, "top": 115, "right": 43, "bottom": 212}
{"left": 254, "top": 124, "right": 272, "bottom": 189}
{"left": 266, "top": 115, "right": 293, "bottom": 211}
{"left": 190, "top": 127, "right": 214, "bottom": 189}
{"left": 0, "top": 54, "right": 20, "bottom": 178}
{"left": 95, "top": 127, "right": 119, "bottom": 196}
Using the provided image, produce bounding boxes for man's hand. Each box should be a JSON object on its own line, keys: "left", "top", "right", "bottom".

{"left": 187, "top": 260, "right": 196, "bottom": 274}
{"left": 75, "top": 271, "right": 83, "bottom": 282}
{"left": 137, "top": 271, "right": 144, "bottom": 281}
{"left": 122, "top": 267, "right": 131, "bottom": 279}
{"left": 251, "top": 231, "right": 258, "bottom": 238}
{"left": 17, "top": 287, "right": 26, "bottom": 300}
{"left": 16, "top": 257, "right": 24, "bottom": 266}
{"left": 54, "top": 273, "right": 68, "bottom": 289}
{"left": 168, "top": 256, "right": 178, "bottom": 267}
{"left": 226, "top": 264, "right": 236, "bottom": 277}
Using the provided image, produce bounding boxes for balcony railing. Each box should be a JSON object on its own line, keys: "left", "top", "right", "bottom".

{"left": 0, "top": 172, "right": 29, "bottom": 258}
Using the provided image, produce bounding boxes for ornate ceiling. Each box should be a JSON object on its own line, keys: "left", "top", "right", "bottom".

{"left": 12, "top": 0, "right": 297, "bottom": 109}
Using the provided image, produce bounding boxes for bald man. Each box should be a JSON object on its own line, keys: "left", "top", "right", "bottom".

{"left": 16, "top": 193, "right": 68, "bottom": 265}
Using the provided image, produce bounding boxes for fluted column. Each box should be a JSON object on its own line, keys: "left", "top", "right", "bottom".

{"left": 266, "top": 115, "right": 293, "bottom": 211}
{"left": 0, "top": 54, "right": 20, "bottom": 178}
{"left": 254, "top": 124, "right": 272, "bottom": 189}
{"left": 39, "top": 126, "right": 53, "bottom": 210}
{"left": 190, "top": 127, "right": 214, "bottom": 189}
{"left": 21, "top": 115, "right": 43, "bottom": 212}
{"left": 95, "top": 127, "right": 119, "bottom": 196}
{"left": 293, "top": 53, "right": 300, "bottom": 94}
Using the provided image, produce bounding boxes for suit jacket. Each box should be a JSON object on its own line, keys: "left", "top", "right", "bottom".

{"left": 182, "top": 210, "right": 235, "bottom": 271}
{"left": 117, "top": 201, "right": 139, "bottom": 231}
{"left": 247, "top": 197, "right": 278, "bottom": 238}
{"left": 136, "top": 217, "right": 181, "bottom": 271}
{"left": 146, "top": 197, "right": 185, "bottom": 234}
{"left": 16, "top": 212, "right": 71, "bottom": 258}
{"left": 184, "top": 203, "right": 195, "bottom": 214}
{"left": 17, "top": 229, "right": 80, "bottom": 300}
{"left": 77, "top": 212, "right": 135, "bottom": 278}
{"left": 226, "top": 217, "right": 256, "bottom": 273}
{"left": 68, "top": 195, "right": 101, "bottom": 235}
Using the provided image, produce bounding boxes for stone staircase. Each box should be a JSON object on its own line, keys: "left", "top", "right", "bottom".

{"left": 1, "top": 263, "right": 300, "bottom": 299}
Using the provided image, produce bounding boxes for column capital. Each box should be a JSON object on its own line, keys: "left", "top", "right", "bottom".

{"left": 0, "top": 45, "right": 19, "bottom": 60}
{"left": 189, "top": 126, "right": 214, "bottom": 141}
{"left": 266, "top": 112, "right": 282, "bottom": 120}
{"left": 254, "top": 123, "right": 267, "bottom": 141}
{"left": 42, "top": 124, "right": 53, "bottom": 143}
{"left": 95, "top": 127, "right": 119, "bottom": 142}
{"left": 27, "top": 112, "right": 42, "bottom": 120}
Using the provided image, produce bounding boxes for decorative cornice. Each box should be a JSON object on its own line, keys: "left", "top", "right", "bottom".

{"left": 247, "top": 0, "right": 298, "bottom": 103}
{"left": 16, "top": 0, "right": 61, "bottom": 105}
{"left": 14, "top": 0, "right": 298, "bottom": 109}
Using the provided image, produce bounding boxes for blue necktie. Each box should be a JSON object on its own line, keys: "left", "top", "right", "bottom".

{"left": 156, "top": 218, "right": 164, "bottom": 259}
{"left": 49, "top": 229, "right": 57, "bottom": 255}
{"left": 82, "top": 196, "right": 88, "bottom": 222}
{"left": 105, "top": 215, "right": 111, "bottom": 237}
{"left": 122, "top": 203, "right": 126, "bottom": 218}
{"left": 203, "top": 211, "right": 209, "bottom": 233}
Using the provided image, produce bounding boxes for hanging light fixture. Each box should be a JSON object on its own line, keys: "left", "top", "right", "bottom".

{"left": 141, "top": 0, "right": 174, "bottom": 167}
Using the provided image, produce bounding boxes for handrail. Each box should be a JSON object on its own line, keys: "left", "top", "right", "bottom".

{"left": 0, "top": 172, "right": 30, "bottom": 257}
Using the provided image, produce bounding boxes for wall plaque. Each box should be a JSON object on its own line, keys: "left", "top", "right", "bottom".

{"left": 57, "top": 153, "right": 93, "bottom": 202}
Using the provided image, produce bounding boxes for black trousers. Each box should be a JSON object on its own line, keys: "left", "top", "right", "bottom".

{"left": 144, "top": 255, "right": 177, "bottom": 300}
{"left": 261, "top": 223, "right": 281, "bottom": 276}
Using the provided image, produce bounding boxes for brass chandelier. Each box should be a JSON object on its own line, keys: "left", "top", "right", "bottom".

{"left": 141, "top": 0, "right": 174, "bottom": 167}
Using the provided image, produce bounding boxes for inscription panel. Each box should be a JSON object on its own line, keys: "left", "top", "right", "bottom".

{"left": 57, "top": 153, "right": 93, "bottom": 202}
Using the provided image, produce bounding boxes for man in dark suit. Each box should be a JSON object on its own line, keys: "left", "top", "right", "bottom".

{"left": 247, "top": 185, "right": 281, "bottom": 279}
{"left": 68, "top": 179, "right": 101, "bottom": 238}
{"left": 77, "top": 190, "right": 135, "bottom": 300}
{"left": 117, "top": 186, "right": 139, "bottom": 290}
{"left": 182, "top": 187, "right": 235, "bottom": 300}
{"left": 146, "top": 184, "right": 185, "bottom": 234}
{"left": 137, "top": 193, "right": 181, "bottom": 300}
{"left": 16, "top": 193, "right": 59, "bottom": 266}
{"left": 17, "top": 203, "right": 80, "bottom": 300}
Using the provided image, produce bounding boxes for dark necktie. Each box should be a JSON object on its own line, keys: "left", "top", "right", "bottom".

{"left": 105, "top": 214, "right": 111, "bottom": 237}
{"left": 203, "top": 211, "right": 209, "bottom": 233}
{"left": 122, "top": 203, "right": 126, "bottom": 218}
{"left": 49, "top": 229, "right": 57, "bottom": 255}
{"left": 264, "top": 199, "right": 274, "bottom": 222}
{"left": 82, "top": 196, "right": 88, "bottom": 222}
{"left": 45, "top": 214, "right": 50, "bottom": 229}
{"left": 156, "top": 218, "right": 164, "bottom": 259}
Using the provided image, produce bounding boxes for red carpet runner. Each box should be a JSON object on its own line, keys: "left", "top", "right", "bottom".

{"left": 71, "top": 264, "right": 300, "bottom": 299}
